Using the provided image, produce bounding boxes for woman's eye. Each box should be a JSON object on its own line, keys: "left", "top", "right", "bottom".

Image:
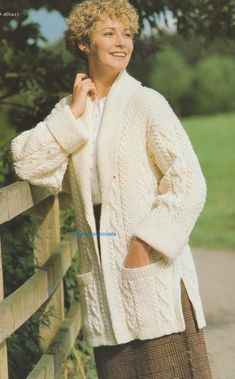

{"left": 104, "top": 32, "right": 113, "bottom": 36}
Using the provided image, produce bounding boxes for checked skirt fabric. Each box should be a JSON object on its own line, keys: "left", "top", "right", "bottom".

{"left": 92, "top": 204, "right": 213, "bottom": 379}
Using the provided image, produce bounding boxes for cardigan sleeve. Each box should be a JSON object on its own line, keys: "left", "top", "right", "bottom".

{"left": 132, "top": 92, "right": 207, "bottom": 261}
{"left": 10, "top": 97, "right": 90, "bottom": 195}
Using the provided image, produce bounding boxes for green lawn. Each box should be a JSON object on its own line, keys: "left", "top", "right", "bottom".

{"left": 183, "top": 112, "right": 235, "bottom": 251}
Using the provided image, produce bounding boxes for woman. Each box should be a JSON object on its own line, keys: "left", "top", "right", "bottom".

{"left": 11, "top": 0, "right": 213, "bottom": 378}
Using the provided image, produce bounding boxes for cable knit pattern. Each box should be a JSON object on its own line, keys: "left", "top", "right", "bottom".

{"left": 76, "top": 271, "right": 103, "bottom": 336}
{"left": 10, "top": 69, "right": 207, "bottom": 347}
{"left": 133, "top": 89, "right": 207, "bottom": 261}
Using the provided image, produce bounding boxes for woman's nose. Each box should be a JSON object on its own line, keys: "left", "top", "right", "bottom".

{"left": 115, "top": 34, "right": 126, "bottom": 47}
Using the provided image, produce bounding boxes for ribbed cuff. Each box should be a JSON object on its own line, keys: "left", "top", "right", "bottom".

{"left": 132, "top": 213, "right": 188, "bottom": 261}
{"left": 46, "top": 104, "right": 90, "bottom": 155}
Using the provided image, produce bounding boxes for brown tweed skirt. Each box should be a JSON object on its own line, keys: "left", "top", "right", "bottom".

{"left": 93, "top": 204, "right": 213, "bottom": 379}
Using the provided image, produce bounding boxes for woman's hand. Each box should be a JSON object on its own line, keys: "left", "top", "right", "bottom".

{"left": 69, "top": 73, "right": 97, "bottom": 118}
{"left": 123, "top": 238, "right": 153, "bottom": 268}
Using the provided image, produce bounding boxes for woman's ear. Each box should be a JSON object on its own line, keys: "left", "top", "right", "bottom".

{"left": 78, "top": 42, "right": 90, "bottom": 54}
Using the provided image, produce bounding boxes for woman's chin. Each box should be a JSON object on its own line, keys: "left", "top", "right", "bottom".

{"left": 107, "top": 61, "right": 129, "bottom": 71}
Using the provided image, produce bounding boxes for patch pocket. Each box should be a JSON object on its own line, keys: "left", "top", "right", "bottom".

{"left": 121, "top": 262, "right": 172, "bottom": 330}
{"left": 76, "top": 270, "right": 103, "bottom": 337}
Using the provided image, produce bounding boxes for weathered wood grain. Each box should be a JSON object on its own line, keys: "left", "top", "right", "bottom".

{"left": 25, "top": 354, "right": 54, "bottom": 379}
{"left": 26, "top": 302, "right": 81, "bottom": 379}
{"left": 0, "top": 182, "right": 50, "bottom": 225}
{"left": 0, "top": 181, "right": 80, "bottom": 378}
{"left": 0, "top": 234, "right": 77, "bottom": 344}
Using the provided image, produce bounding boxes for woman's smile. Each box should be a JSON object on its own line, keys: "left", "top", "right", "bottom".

{"left": 109, "top": 52, "right": 127, "bottom": 57}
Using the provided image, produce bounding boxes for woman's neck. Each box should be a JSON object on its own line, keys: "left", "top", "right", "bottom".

{"left": 88, "top": 65, "right": 122, "bottom": 99}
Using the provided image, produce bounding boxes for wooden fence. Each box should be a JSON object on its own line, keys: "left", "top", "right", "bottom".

{"left": 0, "top": 181, "right": 82, "bottom": 379}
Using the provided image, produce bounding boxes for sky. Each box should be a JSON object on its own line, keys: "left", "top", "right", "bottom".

{"left": 27, "top": 8, "right": 67, "bottom": 46}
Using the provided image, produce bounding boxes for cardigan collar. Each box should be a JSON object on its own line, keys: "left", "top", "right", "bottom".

{"left": 70, "top": 69, "right": 142, "bottom": 233}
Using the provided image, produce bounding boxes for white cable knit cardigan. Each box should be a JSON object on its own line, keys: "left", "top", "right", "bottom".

{"left": 89, "top": 96, "right": 106, "bottom": 205}
{"left": 10, "top": 69, "right": 207, "bottom": 347}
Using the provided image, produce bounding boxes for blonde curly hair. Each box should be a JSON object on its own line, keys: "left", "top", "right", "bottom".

{"left": 65, "top": 0, "right": 139, "bottom": 59}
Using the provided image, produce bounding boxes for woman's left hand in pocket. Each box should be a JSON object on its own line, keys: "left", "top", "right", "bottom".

{"left": 124, "top": 238, "right": 153, "bottom": 268}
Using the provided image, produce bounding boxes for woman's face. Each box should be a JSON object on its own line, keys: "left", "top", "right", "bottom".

{"left": 83, "top": 17, "right": 134, "bottom": 73}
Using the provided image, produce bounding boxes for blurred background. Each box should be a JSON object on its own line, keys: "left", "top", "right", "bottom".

{"left": 0, "top": 1, "right": 235, "bottom": 378}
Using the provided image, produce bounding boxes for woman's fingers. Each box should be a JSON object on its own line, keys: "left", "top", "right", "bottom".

{"left": 81, "top": 81, "right": 98, "bottom": 100}
{"left": 82, "top": 82, "right": 97, "bottom": 95}
{"left": 89, "top": 86, "right": 98, "bottom": 101}
{"left": 70, "top": 73, "right": 98, "bottom": 117}
{"left": 73, "top": 76, "right": 96, "bottom": 94}
{"left": 75, "top": 72, "right": 88, "bottom": 81}
{"left": 73, "top": 74, "right": 88, "bottom": 87}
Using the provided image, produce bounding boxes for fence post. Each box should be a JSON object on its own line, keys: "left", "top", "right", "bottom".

{"left": 0, "top": 238, "right": 9, "bottom": 379}
{"left": 33, "top": 196, "right": 65, "bottom": 356}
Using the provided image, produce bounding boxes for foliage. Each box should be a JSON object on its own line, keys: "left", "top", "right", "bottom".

{"left": 1, "top": 0, "right": 235, "bottom": 128}
{"left": 1, "top": 47, "right": 82, "bottom": 133}
{"left": 7, "top": 311, "right": 41, "bottom": 378}
{"left": 0, "top": 6, "right": 84, "bottom": 133}
{"left": 163, "top": 33, "right": 235, "bottom": 66}
{"left": 60, "top": 203, "right": 80, "bottom": 309}
{"left": 0, "top": 141, "right": 17, "bottom": 186}
{"left": 7, "top": 307, "right": 58, "bottom": 379}
{"left": 2, "top": 0, "right": 235, "bottom": 39}
{"left": 0, "top": 10, "right": 46, "bottom": 107}
{"left": 66, "top": 340, "right": 98, "bottom": 379}
{"left": 192, "top": 55, "right": 235, "bottom": 114}
{"left": 143, "top": 33, "right": 235, "bottom": 116}
{"left": 1, "top": 0, "right": 235, "bottom": 131}
{"left": 148, "top": 46, "right": 193, "bottom": 115}
{"left": 1, "top": 212, "right": 39, "bottom": 293}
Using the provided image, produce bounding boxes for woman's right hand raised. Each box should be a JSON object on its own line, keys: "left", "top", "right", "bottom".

{"left": 69, "top": 73, "right": 97, "bottom": 119}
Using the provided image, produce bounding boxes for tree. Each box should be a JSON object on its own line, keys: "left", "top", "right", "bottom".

{"left": 0, "top": 9, "right": 80, "bottom": 133}
{"left": 0, "top": 0, "right": 234, "bottom": 133}
{"left": 148, "top": 47, "right": 193, "bottom": 115}
{"left": 192, "top": 55, "right": 235, "bottom": 114}
{"left": 2, "top": 0, "right": 235, "bottom": 37}
{"left": 1, "top": 0, "right": 235, "bottom": 128}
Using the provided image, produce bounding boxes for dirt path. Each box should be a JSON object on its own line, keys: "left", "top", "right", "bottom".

{"left": 192, "top": 247, "right": 235, "bottom": 379}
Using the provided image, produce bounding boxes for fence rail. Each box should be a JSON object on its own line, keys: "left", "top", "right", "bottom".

{"left": 0, "top": 181, "right": 81, "bottom": 379}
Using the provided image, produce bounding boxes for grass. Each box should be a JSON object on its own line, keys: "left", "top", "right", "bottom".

{"left": 183, "top": 112, "right": 235, "bottom": 251}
